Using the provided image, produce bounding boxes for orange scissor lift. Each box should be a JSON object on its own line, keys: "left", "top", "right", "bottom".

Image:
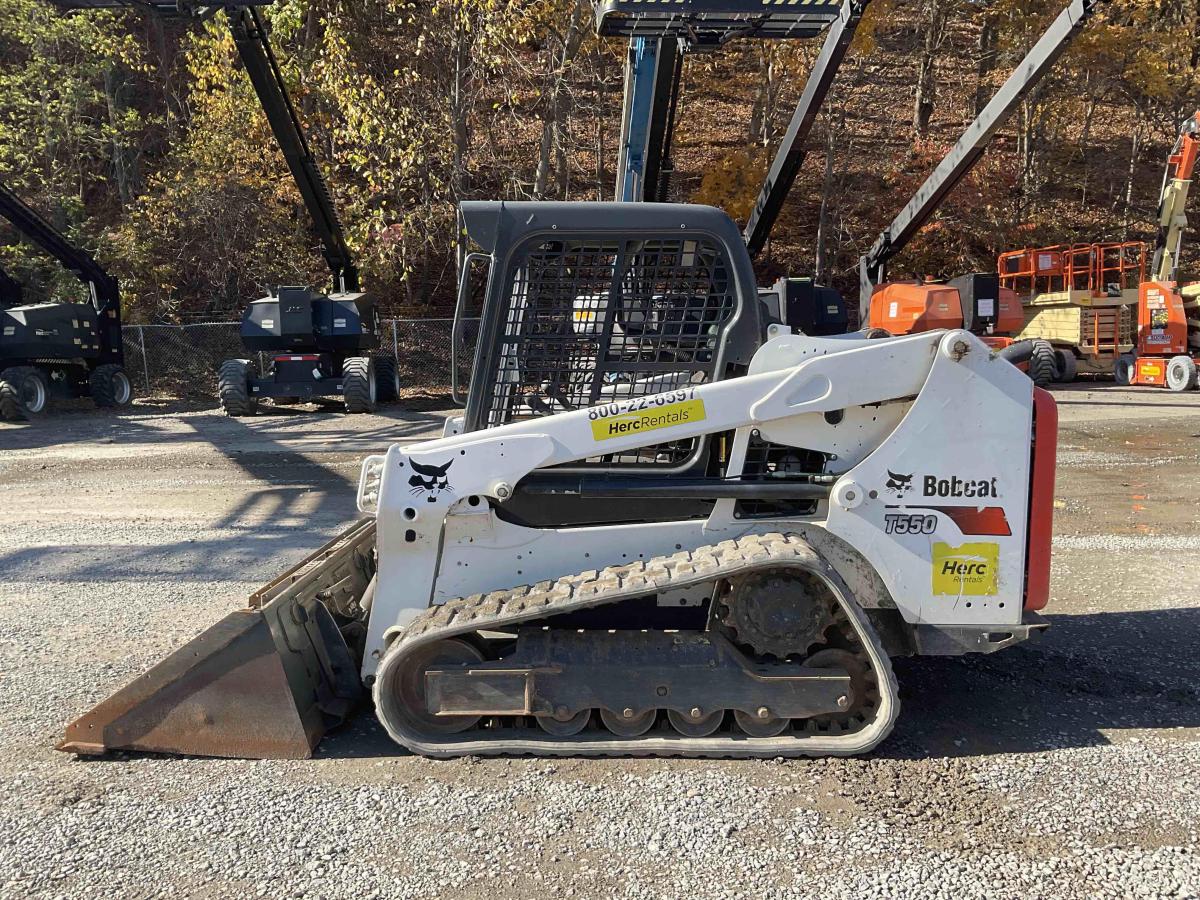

{"left": 997, "top": 240, "right": 1146, "bottom": 382}
{"left": 1002, "top": 111, "right": 1200, "bottom": 390}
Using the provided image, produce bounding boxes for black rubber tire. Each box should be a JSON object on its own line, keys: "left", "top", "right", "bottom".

{"left": 1029, "top": 340, "right": 1057, "bottom": 388}
{"left": 0, "top": 367, "right": 29, "bottom": 421}
{"left": 1053, "top": 349, "right": 1078, "bottom": 384}
{"left": 342, "top": 356, "right": 376, "bottom": 413}
{"left": 1, "top": 366, "right": 47, "bottom": 415}
{"left": 374, "top": 355, "right": 400, "bottom": 403}
{"left": 1113, "top": 354, "right": 1135, "bottom": 386}
{"left": 89, "top": 364, "right": 133, "bottom": 408}
{"left": 1166, "top": 355, "right": 1199, "bottom": 392}
{"left": 861, "top": 327, "right": 892, "bottom": 340}
{"left": 217, "top": 359, "right": 257, "bottom": 417}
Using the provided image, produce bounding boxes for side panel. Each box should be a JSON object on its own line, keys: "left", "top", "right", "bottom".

{"left": 1133, "top": 357, "right": 1168, "bottom": 386}
{"left": 0, "top": 302, "right": 100, "bottom": 360}
{"left": 823, "top": 340, "right": 1034, "bottom": 627}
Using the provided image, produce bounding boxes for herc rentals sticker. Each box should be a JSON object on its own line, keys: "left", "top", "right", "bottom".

{"left": 590, "top": 396, "right": 706, "bottom": 442}
{"left": 931, "top": 542, "right": 999, "bottom": 597}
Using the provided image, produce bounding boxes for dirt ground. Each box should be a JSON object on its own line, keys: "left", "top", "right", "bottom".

{"left": 0, "top": 385, "right": 1198, "bottom": 898}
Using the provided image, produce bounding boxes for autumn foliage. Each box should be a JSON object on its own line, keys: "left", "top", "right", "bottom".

{"left": 1, "top": 0, "right": 1199, "bottom": 321}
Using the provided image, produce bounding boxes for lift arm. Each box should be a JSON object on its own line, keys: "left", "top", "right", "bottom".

{"left": 227, "top": 6, "right": 358, "bottom": 292}
{"left": 602, "top": 1, "right": 846, "bottom": 203}
{"left": 615, "top": 38, "right": 683, "bottom": 202}
{"left": 857, "top": 0, "right": 1100, "bottom": 318}
{"left": 1151, "top": 111, "right": 1200, "bottom": 283}
{"left": 50, "top": 1, "right": 359, "bottom": 293}
{"left": 743, "top": 0, "right": 870, "bottom": 257}
{"left": 0, "top": 176, "right": 120, "bottom": 313}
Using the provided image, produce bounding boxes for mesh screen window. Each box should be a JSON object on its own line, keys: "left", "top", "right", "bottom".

{"left": 484, "top": 235, "right": 737, "bottom": 466}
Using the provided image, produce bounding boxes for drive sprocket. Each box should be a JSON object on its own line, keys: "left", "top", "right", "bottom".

{"left": 716, "top": 568, "right": 840, "bottom": 659}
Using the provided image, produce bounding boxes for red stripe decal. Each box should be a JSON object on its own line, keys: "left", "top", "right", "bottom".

{"left": 884, "top": 505, "right": 1011, "bottom": 536}
{"left": 931, "top": 506, "right": 1012, "bottom": 536}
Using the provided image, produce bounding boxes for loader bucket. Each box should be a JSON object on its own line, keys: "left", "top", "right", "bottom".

{"left": 59, "top": 519, "right": 376, "bottom": 760}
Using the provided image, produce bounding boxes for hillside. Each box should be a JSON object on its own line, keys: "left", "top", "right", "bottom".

{"left": 1, "top": 0, "right": 1198, "bottom": 320}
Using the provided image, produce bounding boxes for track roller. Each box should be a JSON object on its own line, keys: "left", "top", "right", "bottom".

{"left": 600, "top": 708, "right": 656, "bottom": 737}
{"left": 537, "top": 709, "right": 591, "bottom": 736}
{"left": 733, "top": 708, "right": 790, "bottom": 737}
{"left": 667, "top": 708, "right": 724, "bottom": 737}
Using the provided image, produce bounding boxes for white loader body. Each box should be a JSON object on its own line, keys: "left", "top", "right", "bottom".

{"left": 361, "top": 328, "right": 1043, "bottom": 680}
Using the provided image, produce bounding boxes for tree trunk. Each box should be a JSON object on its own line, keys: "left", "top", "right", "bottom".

{"left": 533, "top": 1, "right": 587, "bottom": 199}
{"left": 748, "top": 48, "right": 768, "bottom": 144}
{"left": 533, "top": 119, "right": 555, "bottom": 199}
{"left": 1122, "top": 117, "right": 1143, "bottom": 239}
{"left": 450, "top": 13, "right": 473, "bottom": 201}
{"left": 913, "top": 1, "right": 950, "bottom": 139}
{"left": 103, "top": 67, "right": 138, "bottom": 207}
{"left": 815, "top": 111, "right": 837, "bottom": 284}
{"left": 556, "top": 119, "right": 571, "bottom": 198}
{"left": 973, "top": 17, "right": 998, "bottom": 116}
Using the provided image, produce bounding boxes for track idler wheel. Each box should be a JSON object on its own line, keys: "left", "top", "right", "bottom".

{"left": 803, "top": 648, "right": 877, "bottom": 733}
{"left": 389, "top": 639, "right": 484, "bottom": 735}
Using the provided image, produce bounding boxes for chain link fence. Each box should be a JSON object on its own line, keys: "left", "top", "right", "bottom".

{"left": 122, "top": 318, "right": 474, "bottom": 400}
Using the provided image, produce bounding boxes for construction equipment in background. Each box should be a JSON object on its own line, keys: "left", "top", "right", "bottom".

{"left": 597, "top": 0, "right": 867, "bottom": 334}
{"left": 998, "top": 240, "right": 1146, "bottom": 382}
{"left": 0, "top": 177, "right": 131, "bottom": 421}
{"left": 447, "top": 1, "right": 862, "bottom": 417}
{"left": 1007, "top": 111, "right": 1200, "bottom": 390}
{"left": 60, "top": 200, "right": 1058, "bottom": 760}
{"left": 52, "top": 0, "right": 399, "bottom": 414}
{"left": 1111, "top": 111, "right": 1200, "bottom": 390}
{"left": 859, "top": 0, "right": 1100, "bottom": 386}
{"left": 598, "top": 0, "right": 851, "bottom": 205}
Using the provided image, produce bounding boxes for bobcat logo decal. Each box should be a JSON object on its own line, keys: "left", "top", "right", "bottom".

{"left": 408, "top": 458, "right": 454, "bottom": 502}
{"left": 885, "top": 470, "right": 914, "bottom": 498}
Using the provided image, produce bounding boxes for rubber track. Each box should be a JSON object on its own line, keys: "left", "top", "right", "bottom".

{"left": 373, "top": 533, "right": 900, "bottom": 759}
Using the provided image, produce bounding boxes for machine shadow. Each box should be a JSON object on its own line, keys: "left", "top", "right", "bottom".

{"left": 0, "top": 407, "right": 176, "bottom": 451}
{"left": 882, "top": 607, "right": 1200, "bottom": 759}
{"left": 190, "top": 407, "right": 446, "bottom": 531}
{"left": 0, "top": 406, "right": 447, "bottom": 582}
{"left": 316, "top": 608, "right": 1200, "bottom": 763}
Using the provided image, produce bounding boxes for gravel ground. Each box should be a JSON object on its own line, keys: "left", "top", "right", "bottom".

{"left": 0, "top": 386, "right": 1198, "bottom": 899}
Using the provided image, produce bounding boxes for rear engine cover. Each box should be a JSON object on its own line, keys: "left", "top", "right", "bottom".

{"left": 240, "top": 287, "right": 380, "bottom": 353}
{"left": 0, "top": 302, "right": 100, "bottom": 361}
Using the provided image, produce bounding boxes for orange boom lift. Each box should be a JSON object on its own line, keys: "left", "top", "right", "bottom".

{"left": 1114, "top": 111, "right": 1200, "bottom": 390}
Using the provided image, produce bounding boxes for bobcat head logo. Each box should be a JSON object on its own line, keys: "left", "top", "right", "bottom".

{"left": 885, "top": 470, "right": 913, "bottom": 498}
{"left": 408, "top": 458, "right": 454, "bottom": 502}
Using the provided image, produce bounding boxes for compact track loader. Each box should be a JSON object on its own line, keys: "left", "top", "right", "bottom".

{"left": 60, "top": 202, "right": 1057, "bottom": 760}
